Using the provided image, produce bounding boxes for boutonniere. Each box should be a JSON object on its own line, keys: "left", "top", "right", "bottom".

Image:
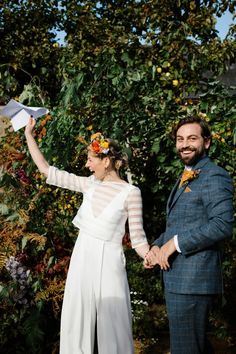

{"left": 179, "top": 169, "right": 201, "bottom": 188}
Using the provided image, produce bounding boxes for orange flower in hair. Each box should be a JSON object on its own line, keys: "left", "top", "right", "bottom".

{"left": 89, "top": 132, "right": 110, "bottom": 154}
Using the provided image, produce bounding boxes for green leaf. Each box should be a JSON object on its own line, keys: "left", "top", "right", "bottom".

{"left": 0, "top": 203, "right": 9, "bottom": 215}
{"left": 151, "top": 140, "right": 160, "bottom": 153}
{"left": 21, "top": 236, "right": 28, "bottom": 250}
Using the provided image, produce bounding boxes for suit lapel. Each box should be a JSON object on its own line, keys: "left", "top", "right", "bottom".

{"left": 167, "top": 156, "right": 210, "bottom": 215}
{"left": 167, "top": 178, "right": 180, "bottom": 215}
{"left": 168, "top": 182, "right": 186, "bottom": 215}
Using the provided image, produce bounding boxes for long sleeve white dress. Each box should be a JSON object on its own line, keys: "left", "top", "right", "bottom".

{"left": 46, "top": 166, "right": 148, "bottom": 354}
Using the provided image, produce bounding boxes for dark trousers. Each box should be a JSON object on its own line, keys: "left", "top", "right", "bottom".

{"left": 165, "top": 291, "right": 215, "bottom": 354}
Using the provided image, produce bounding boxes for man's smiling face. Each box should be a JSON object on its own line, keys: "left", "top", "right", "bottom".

{"left": 176, "top": 123, "right": 211, "bottom": 165}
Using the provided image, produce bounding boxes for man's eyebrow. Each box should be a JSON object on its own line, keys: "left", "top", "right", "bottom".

{"left": 176, "top": 134, "right": 199, "bottom": 138}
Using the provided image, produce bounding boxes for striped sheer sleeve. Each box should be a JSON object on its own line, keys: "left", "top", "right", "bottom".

{"left": 46, "top": 166, "right": 92, "bottom": 193}
{"left": 127, "top": 186, "right": 148, "bottom": 249}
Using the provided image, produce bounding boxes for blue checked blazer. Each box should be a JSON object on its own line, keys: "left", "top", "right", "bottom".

{"left": 154, "top": 156, "right": 234, "bottom": 294}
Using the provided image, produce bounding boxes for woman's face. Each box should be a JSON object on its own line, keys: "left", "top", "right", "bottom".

{"left": 85, "top": 150, "right": 108, "bottom": 180}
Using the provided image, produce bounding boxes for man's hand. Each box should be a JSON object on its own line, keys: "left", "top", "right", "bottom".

{"left": 158, "top": 238, "right": 177, "bottom": 270}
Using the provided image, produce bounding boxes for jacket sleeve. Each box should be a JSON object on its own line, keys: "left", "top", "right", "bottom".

{"left": 178, "top": 168, "right": 234, "bottom": 256}
{"left": 153, "top": 232, "right": 165, "bottom": 247}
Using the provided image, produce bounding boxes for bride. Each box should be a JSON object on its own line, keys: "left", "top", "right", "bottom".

{"left": 25, "top": 117, "right": 150, "bottom": 354}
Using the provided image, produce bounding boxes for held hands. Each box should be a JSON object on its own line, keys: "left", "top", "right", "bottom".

{"left": 144, "top": 238, "right": 177, "bottom": 271}
{"left": 25, "top": 116, "right": 36, "bottom": 136}
{"left": 144, "top": 245, "right": 160, "bottom": 269}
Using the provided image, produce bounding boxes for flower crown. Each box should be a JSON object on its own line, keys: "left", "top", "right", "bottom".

{"left": 89, "top": 132, "right": 110, "bottom": 154}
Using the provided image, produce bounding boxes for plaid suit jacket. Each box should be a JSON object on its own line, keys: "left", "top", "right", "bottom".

{"left": 154, "top": 156, "right": 234, "bottom": 294}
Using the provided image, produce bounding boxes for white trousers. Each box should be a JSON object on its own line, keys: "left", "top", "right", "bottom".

{"left": 60, "top": 232, "right": 134, "bottom": 354}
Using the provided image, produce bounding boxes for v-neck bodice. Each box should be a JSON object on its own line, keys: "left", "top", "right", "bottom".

{"left": 72, "top": 181, "right": 134, "bottom": 243}
{"left": 46, "top": 166, "right": 147, "bottom": 248}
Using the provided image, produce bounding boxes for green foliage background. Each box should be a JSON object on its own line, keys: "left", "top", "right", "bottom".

{"left": 0, "top": 1, "right": 235, "bottom": 352}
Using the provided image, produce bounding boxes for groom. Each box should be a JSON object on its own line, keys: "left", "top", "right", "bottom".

{"left": 145, "top": 116, "right": 233, "bottom": 354}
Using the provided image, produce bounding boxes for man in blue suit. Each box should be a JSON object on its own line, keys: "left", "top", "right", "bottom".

{"left": 145, "top": 116, "right": 234, "bottom": 354}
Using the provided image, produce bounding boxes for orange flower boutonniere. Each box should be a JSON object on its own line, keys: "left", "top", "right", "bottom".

{"left": 179, "top": 169, "right": 201, "bottom": 188}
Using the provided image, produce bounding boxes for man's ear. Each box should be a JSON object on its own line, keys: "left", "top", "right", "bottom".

{"left": 204, "top": 138, "right": 211, "bottom": 150}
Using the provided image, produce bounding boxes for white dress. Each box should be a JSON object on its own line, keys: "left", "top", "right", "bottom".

{"left": 46, "top": 166, "right": 148, "bottom": 354}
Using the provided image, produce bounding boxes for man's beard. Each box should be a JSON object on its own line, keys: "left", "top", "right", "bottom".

{"left": 177, "top": 147, "right": 206, "bottom": 166}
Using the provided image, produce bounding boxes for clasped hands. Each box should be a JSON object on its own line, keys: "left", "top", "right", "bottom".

{"left": 144, "top": 238, "right": 176, "bottom": 270}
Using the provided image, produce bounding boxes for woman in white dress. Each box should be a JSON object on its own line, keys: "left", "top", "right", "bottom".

{"left": 25, "top": 118, "right": 150, "bottom": 354}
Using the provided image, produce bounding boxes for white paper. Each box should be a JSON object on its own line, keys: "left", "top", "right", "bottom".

{"left": 11, "top": 109, "right": 31, "bottom": 131}
{"left": 0, "top": 99, "right": 49, "bottom": 131}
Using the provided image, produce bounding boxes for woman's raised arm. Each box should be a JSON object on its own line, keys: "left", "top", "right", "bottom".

{"left": 25, "top": 116, "right": 49, "bottom": 177}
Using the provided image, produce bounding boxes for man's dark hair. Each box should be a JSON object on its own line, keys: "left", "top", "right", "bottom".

{"left": 172, "top": 116, "right": 212, "bottom": 145}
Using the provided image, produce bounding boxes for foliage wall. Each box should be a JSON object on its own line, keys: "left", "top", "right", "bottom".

{"left": 0, "top": 0, "right": 235, "bottom": 352}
